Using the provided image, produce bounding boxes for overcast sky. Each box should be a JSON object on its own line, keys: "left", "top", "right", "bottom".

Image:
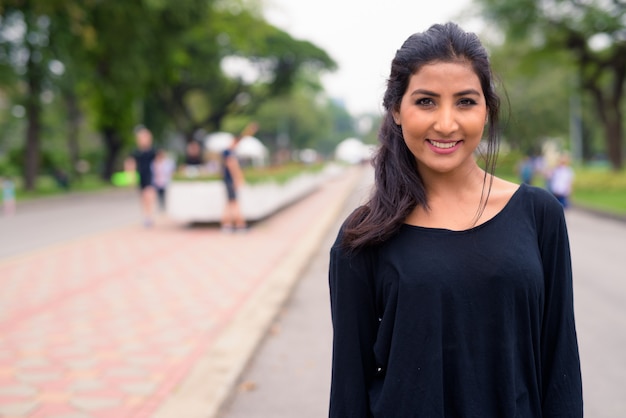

{"left": 263, "top": 0, "right": 484, "bottom": 115}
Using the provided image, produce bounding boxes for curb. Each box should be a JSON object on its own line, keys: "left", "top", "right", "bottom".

{"left": 570, "top": 204, "right": 626, "bottom": 224}
{"left": 152, "top": 166, "right": 364, "bottom": 418}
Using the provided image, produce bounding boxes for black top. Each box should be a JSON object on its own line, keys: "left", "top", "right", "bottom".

{"left": 222, "top": 148, "right": 234, "bottom": 184}
{"left": 132, "top": 148, "right": 156, "bottom": 183}
{"left": 328, "top": 184, "right": 583, "bottom": 417}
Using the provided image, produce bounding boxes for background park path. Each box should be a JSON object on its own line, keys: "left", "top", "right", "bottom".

{"left": 0, "top": 165, "right": 363, "bottom": 418}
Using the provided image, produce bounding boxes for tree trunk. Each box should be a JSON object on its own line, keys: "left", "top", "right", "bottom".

{"left": 23, "top": 58, "right": 42, "bottom": 192}
{"left": 22, "top": 8, "right": 43, "bottom": 192}
{"left": 23, "top": 99, "right": 41, "bottom": 192}
{"left": 65, "top": 92, "right": 82, "bottom": 179}
{"left": 605, "top": 107, "right": 623, "bottom": 170}
{"left": 101, "top": 127, "right": 123, "bottom": 182}
{"left": 588, "top": 86, "right": 624, "bottom": 170}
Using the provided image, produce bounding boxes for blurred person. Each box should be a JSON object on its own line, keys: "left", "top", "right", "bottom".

{"left": 220, "top": 122, "right": 258, "bottom": 233}
{"left": 328, "top": 22, "right": 582, "bottom": 417}
{"left": 52, "top": 167, "right": 71, "bottom": 190}
{"left": 127, "top": 126, "right": 157, "bottom": 227}
{"left": 549, "top": 154, "right": 575, "bottom": 208}
{"left": 1, "top": 176, "right": 16, "bottom": 216}
{"left": 179, "top": 140, "right": 204, "bottom": 178}
{"left": 152, "top": 149, "right": 176, "bottom": 212}
{"left": 517, "top": 153, "right": 535, "bottom": 185}
{"left": 184, "top": 141, "right": 203, "bottom": 166}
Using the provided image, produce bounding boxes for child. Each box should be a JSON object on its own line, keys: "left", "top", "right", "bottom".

{"left": 1, "top": 176, "right": 16, "bottom": 216}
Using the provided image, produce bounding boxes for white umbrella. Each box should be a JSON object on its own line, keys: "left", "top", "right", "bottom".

{"left": 204, "top": 132, "right": 235, "bottom": 153}
{"left": 236, "top": 136, "right": 268, "bottom": 167}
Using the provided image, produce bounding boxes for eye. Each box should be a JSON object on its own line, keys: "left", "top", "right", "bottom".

{"left": 458, "top": 98, "right": 478, "bottom": 107}
{"left": 415, "top": 97, "right": 435, "bottom": 107}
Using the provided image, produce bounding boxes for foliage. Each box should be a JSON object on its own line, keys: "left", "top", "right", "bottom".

{"left": 220, "top": 82, "right": 356, "bottom": 159}
{"left": 572, "top": 167, "right": 626, "bottom": 214}
{"left": 173, "top": 161, "right": 326, "bottom": 184}
{"left": 475, "top": 0, "right": 626, "bottom": 170}
{"left": 139, "top": 3, "right": 337, "bottom": 148}
{"left": 493, "top": 149, "right": 526, "bottom": 180}
{"left": 573, "top": 166, "right": 626, "bottom": 192}
{"left": 488, "top": 37, "right": 574, "bottom": 154}
{"left": 13, "top": 173, "right": 115, "bottom": 201}
{"left": 0, "top": 0, "right": 343, "bottom": 191}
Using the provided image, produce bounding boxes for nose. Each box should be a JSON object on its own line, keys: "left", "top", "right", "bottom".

{"left": 433, "top": 107, "right": 459, "bottom": 136}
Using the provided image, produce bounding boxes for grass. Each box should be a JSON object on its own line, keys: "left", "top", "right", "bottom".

{"left": 493, "top": 151, "right": 626, "bottom": 216}
{"left": 10, "top": 162, "right": 328, "bottom": 203}
{"left": 14, "top": 174, "right": 121, "bottom": 201}
{"left": 173, "top": 162, "right": 326, "bottom": 185}
{"left": 570, "top": 167, "right": 626, "bottom": 215}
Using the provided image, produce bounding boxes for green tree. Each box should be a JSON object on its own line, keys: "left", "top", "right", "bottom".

{"left": 77, "top": 1, "right": 213, "bottom": 181}
{"left": 487, "top": 35, "right": 574, "bottom": 154}
{"left": 0, "top": 0, "right": 338, "bottom": 188}
{"left": 0, "top": 1, "right": 58, "bottom": 190}
{"left": 147, "top": 5, "right": 337, "bottom": 144}
{"left": 477, "top": 0, "right": 626, "bottom": 169}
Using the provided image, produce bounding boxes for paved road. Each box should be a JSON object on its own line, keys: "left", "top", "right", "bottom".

{"left": 0, "top": 189, "right": 141, "bottom": 259}
{"left": 218, "top": 165, "right": 374, "bottom": 418}
{"left": 0, "top": 168, "right": 363, "bottom": 418}
{"left": 565, "top": 208, "right": 626, "bottom": 416}
{"left": 219, "top": 169, "right": 626, "bottom": 418}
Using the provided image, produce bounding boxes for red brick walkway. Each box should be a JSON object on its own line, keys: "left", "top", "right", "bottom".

{"left": 0, "top": 167, "right": 362, "bottom": 418}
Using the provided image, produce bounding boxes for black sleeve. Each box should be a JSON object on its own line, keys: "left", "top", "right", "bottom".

{"left": 328, "top": 228, "right": 378, "bottom": 418}
{"left": 536, "top": 193, "right": 583, "bottom": 417}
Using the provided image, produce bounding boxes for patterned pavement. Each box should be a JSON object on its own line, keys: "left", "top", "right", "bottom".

{"left": 0, "top": 166, "right": 363, "bottom": 418}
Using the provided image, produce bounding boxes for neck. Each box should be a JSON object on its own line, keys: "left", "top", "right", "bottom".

{"left": 420, "top": 164, "right": 487, "bottom": 201}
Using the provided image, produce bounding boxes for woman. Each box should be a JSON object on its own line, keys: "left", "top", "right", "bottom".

{"left": 220, "top": 122, "right": 258, "bottom": 232}
{"left": 328, "top": 22, "right": 582, "bottom": 417}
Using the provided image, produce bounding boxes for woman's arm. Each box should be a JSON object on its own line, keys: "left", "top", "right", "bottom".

{"left": 225, "top": 155, "right": 245, "bottom": 189}
{"left": 538, "top": 198, "right": 583, "bottom": 417}
{"left": 328, "top": 228, "right": 378, "bottom": 417}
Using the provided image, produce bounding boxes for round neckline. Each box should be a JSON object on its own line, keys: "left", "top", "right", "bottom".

{"left": 402, "top": 183, "right": 525, "bottom": 234}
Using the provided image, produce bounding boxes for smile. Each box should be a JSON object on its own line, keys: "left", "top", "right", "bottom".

{"left": 428, "top": 140, "right": 460, "bottom": 149}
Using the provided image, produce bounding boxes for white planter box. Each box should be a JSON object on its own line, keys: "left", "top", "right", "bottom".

{"left": 166, "top": 166, "right": 340, "bottom": 223}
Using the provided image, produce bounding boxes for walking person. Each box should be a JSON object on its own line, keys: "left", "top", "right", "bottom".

{"left": 128, "top": 126, "right": 157, "bottom": 227}
{"left": 152, "top": 149, "right": 176, "bottom": 212}
{"left": 220, "top": 122, "right": 258, "bottom": 233}
{"left": 517, "top": 153, "right": 535, "bottom": 185}
{"left": 328, "top": 22, "right": 583, "bottom": 417}
{"left": 548, "top": 154, "right": 575, "bottom": 208}
{"left": 1, "top": 175, "right": 16, "bottom": 216}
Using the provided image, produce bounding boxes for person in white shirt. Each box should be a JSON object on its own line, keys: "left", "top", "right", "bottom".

{"left": 549, "top": 154, "right": 575, "bottom": 208}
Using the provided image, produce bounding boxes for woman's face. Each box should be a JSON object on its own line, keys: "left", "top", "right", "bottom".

{"left": 392, "top": 61, "right": 487, "bottom": 178}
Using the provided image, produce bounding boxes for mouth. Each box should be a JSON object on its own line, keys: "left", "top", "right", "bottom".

{"left": 427, "top": 139, "right": 461, "bottom": 149}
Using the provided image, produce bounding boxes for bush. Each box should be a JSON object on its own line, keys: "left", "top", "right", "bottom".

{"left": 173, "top": 162, "right": 326, "bottom": 185}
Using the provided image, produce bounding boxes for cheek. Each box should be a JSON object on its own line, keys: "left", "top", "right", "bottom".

{"left": 400, "top": 129, "right": 423, "bottom": 157}
{"left": 464, "top": 114, "right": 488, "bottom": 136}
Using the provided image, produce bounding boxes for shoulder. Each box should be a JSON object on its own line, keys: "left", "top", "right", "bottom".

{"left": 513, "top": 184, "right": 566, "bottom": 231}
{"left": 518, "top": 183, "right": 562, "bottom": 209}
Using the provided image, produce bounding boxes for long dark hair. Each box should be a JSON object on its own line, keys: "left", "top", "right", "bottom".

{"left": 342, "top": 22, "right": 502, "bottom": 250}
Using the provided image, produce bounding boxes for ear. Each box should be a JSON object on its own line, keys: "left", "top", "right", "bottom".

{"left": 392, "top": 109, "right": 401, "bottom": 125}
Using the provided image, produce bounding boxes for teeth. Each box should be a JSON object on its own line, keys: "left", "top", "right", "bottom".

{"left": 429, "top": 140, "right": 458, "bottom": 149}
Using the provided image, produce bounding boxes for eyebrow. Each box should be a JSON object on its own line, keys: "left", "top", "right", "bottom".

{"left": 409, "top": 88, "right": 482, "bottom": 97}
